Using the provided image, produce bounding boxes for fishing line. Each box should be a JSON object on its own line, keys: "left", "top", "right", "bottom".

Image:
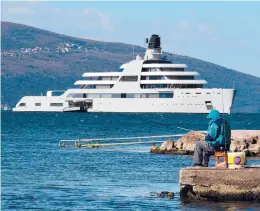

{"left": 123, "top": 114, "right": 178, "bottom": 130}
{"left": 87, "top": 109, "right": 199, "bottom": 133}
{"left": 117, "top": 113, "right": 202, "bottom": 134}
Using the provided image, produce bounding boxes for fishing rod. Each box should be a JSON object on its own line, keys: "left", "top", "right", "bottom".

{"left": 176, "top": 127, "right": 194, "bottom": 132}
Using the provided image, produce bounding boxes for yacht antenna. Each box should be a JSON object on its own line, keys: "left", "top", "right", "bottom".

{"left": 133, "top": 45, "right": 135, "bottom": 60}
{"left": 144, "top": 38, "right": 148, "bottom": 48}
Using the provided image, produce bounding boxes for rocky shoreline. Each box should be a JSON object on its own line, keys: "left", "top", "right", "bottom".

{"left": 151, "top": 130, "right": 260, "bottom": 157}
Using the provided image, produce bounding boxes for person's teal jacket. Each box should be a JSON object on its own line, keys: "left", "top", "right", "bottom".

{"left": 205, "top": 110, "right": 225, "bottom": 148}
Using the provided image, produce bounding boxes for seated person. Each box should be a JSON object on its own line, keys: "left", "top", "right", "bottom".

{"left": 193, "top": 109, "right": 231, "bottom": 167}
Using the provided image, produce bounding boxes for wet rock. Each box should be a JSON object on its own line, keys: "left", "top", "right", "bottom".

{"left": 150, "top": 146, "right": 166, "bottom": 154}
{"left": 157, "top": 191, "right": 175, "bottom": 199}
{"left": 150, "top": 145, "right": 190, "bottom": 155}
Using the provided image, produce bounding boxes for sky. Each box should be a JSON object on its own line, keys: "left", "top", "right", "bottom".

{"left": 1, "top": 1, "right": 260, "bottom": 77}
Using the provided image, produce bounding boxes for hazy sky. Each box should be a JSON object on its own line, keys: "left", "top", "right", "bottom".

{"left": 2, "top": 1, "right": 260, "bottom": 77}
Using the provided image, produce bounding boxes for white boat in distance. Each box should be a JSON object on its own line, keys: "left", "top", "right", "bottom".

{"left": 13, "top": 34, "right": 236, "bottom": 113}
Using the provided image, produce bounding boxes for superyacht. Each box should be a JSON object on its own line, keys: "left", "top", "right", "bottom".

{"left": 13, "top": 34, "right": 236, "bottom": 113}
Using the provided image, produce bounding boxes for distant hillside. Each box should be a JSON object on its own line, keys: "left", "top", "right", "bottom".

{"left": 1, "top": 21, "right": 260, "bottom": 112}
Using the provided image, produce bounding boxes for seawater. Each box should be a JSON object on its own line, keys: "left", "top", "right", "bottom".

{"left": 1, "top": 112, "right": 260, "bottom": 211}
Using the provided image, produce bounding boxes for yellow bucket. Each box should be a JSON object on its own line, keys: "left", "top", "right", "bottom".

{"left": 227, "top": 152, "right": 246, "bottom": 169}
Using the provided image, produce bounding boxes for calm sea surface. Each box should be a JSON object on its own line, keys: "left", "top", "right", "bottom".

{"left": 2, "top": 112, "right": 260, "bottom": 210}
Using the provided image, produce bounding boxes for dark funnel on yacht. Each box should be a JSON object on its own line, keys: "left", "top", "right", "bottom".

{"left": 148, "top": 34, "right": 161, "bottom": 49}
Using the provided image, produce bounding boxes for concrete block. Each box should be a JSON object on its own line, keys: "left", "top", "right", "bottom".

{"left": 180, "top": 167, "right": 260, "bottom": 201}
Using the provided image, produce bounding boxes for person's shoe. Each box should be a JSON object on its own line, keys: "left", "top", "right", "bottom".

{"left": 193, "top": 163, "right": 203, "bottom": 167}
{"left": 193, "top": 163, "right": 208, "bottom": 167}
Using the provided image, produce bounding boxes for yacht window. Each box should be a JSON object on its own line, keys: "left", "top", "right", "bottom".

{"left": 112, "top": 94, "right": 121, "bottom": 98}
{"left": 121, "top": 93, "right": 126, "bottom": 98}
{"left": 88, "top": 94, "right": 101, "bottom": 98}
{"left": 172, "top": 68, "right": 184, "bottom": 72}
{"left": 19, "top": 103, "right": 26, "bottom": 107}
{"left": 50, "top": 103, "right": 63, "bottom": 107}
{"left": 67, "top": 93, "right": 84, "bottom": 98}
{"left": 112, "top": 77, "right": 118, "bottom": 80}
{"left": 148, "top": 93, "right": 159, "bottom": 98}
{"left": 159, "top": 93, "right": 173, "bottom": 98}
{"left": 126, "top": 94, "right": 135, "bottom": 98}
{"left": 35, "top": 103, "right": 41, "bottom": 106}
{"left": 143, "top": 60, "right": 172, "bottom": 64}
{"left": 101, "top": 94, "right": 112, "bottom": 98}
{"left": 120, "top": 76, "right": 138, "bottom": 82}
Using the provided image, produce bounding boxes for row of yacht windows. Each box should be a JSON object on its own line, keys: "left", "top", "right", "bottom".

{"left": 142, "top": 68, "right": 184, "bottom": 72}
{"left": 141, "top": 76, "right": 194, "bottom": 80}
{"left": 19, "top": 103, "right": 64, "bottom": 107}
{"left": 85, "top": 74, "right": 193, "bottom": 82}
{"left": 87, "top": 76, "right": 118, "bottom": 81}
{"left": 86, "top": 76, "right": 139, "bottom": 82}
{"left": 67, "top": 93, "right": 173, "bottom": 98}
{"left": 83, "top": 84, "right": 203, "bottom": 89}
{"left": 19, "top": 102, "right": 208, "bottom": 108}
{"left": 141, "top": 84, "right": 203, "bottom": 89}
{"left": 182, "top": 92, "right": 220, "bottom": 95}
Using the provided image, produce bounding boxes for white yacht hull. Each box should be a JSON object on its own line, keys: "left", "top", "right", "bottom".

{"left": 12, "top": 88, "right": 235, "bottom": 114}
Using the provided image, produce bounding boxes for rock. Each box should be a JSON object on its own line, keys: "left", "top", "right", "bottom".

{"left": 160, "top": 140, "right": 174, "bottom": 151}
{"left": 150, "top": 146, "right": 166, "bottom": 154}
{"left": 230, "top": 131, "right": 260, "bottom": 156}
{"left": 247, "top": 143, "right": 260, "bottom": 156}
{"left": 150, "top": 146, "right": 190, "bottom": 155}
{"left": 175, "top": 131, "right": 205, "bottom": 152}
{"left": 157, "top": 191, "right": 174, "bottom": 199}
{"left": 229, "top": 139, "right": 247, "bottom": 152}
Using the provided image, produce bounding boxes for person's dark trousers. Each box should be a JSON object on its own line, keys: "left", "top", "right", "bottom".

{"left": 193, "top": 141, "right": 214, "bottom": 166}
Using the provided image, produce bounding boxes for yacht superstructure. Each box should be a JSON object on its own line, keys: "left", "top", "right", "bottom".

{"left": 13, "top": 34, "right": 236, "bottom": 113}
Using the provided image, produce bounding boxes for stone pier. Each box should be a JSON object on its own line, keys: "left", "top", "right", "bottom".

{"left": 180, "top": 167, "right": 260, "bottom": 201}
